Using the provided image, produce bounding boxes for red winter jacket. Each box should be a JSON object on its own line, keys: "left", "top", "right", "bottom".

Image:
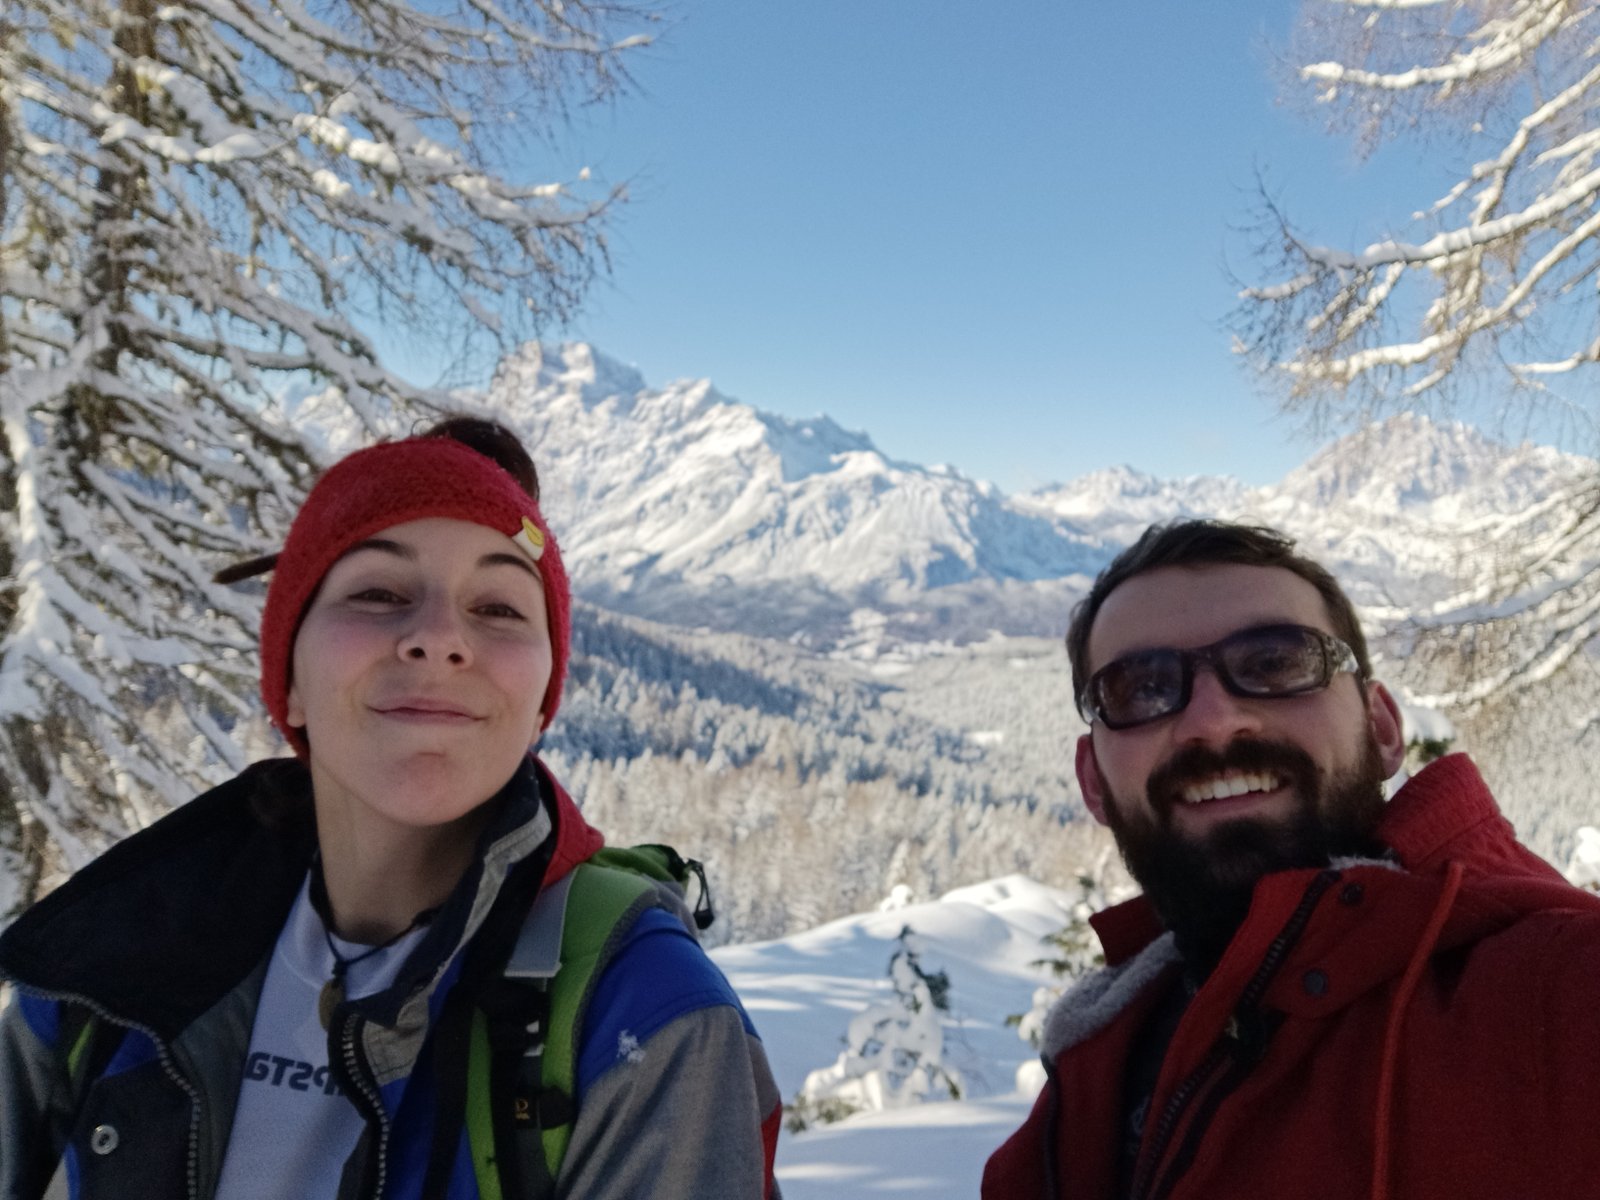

{"left": 983, "top": 754, "right": 1600, "bottom": 1200}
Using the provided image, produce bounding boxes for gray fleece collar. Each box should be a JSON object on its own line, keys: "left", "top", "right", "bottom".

{"left": 1041, "top": 931, "right": 1181, "bottom": 1061}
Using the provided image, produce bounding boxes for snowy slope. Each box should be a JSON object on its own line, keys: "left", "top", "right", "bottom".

{"left": 484, "top": 343, "right": 1594, "bottom": 646}
{"left": 711, "top": 876, "right": 1079, "bottom": 1197}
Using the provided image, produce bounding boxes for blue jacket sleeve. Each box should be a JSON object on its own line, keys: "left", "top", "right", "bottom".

{"left": 561, "top": 907, "right": 783, "bottom": 1198}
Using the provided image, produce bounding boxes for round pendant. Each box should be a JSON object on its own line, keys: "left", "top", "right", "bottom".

{"left": 319, "top": 978, "right": 344, "bottom": 1031}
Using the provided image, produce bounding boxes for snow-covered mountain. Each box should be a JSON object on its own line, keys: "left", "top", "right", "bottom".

{"left": 489, "top": 343, "right": 1107, "bottom": 643}
{"left": 1024, "top": 412, "right": 1595, "bottom": 604}
{"left": 1270, "top": 413, "right": 1582, "bottom": 521}
{"left": 1018, "top": 464, "right": 1254, "bottom": 548}
{"left": 488, "top": 343, "right": 1594, "bottom": 645}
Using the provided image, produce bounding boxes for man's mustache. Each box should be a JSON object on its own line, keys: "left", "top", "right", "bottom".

{"left": 1146, "top": 739, "right": 1320, "bottom": 818}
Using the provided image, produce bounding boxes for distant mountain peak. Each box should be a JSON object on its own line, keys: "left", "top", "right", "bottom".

{"left": 481, "top": 343, "right": 1105, "bottom": 640}
{"left": 1277, "top": 411, "right": 1586, "bottom": 515}
{"left": 498, "top": 341, "right": 648, "bottom": 409}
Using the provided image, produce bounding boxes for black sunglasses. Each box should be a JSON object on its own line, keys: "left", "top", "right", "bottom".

{"left": 1080, "top": 624, "right": 1362, "bottom": 731}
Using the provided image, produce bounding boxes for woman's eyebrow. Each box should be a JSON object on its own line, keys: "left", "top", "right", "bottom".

{"left": 334, "top": 541, "right": 537, "bottom": 581}
{"left": 479, "top": 551, "right": 540, "bottom": 581}
{"left": 337, "top": 537, "right": 412, "bottom": 563}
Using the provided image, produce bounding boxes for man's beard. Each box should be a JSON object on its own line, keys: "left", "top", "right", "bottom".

{"left": 1098, "top": 735, "right": 1389, "bottom": 975}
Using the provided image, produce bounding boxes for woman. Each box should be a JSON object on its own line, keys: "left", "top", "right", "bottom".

{"left": 0, "top": 419, "right": 783, "bottom": 1199}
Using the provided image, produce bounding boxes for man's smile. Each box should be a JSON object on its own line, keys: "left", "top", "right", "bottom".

{"left": 1178, "top": 770, "right": 1286, "bottom": 806}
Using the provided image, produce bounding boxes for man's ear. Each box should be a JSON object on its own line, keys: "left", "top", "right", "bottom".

{"left": 1075, "top": 733, "right": 1111, "bottom": 826}
{"left": 1366, "top": 680, "right": 1407, "bottom": 779}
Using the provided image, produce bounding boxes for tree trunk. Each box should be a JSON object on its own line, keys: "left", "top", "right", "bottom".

{"left": 74, "top": 0, "right": 159, "bottom": 457}
{"left": 0, "top": 20, "right": 12, "bottom": 374}
{"left": 0, "top": 719, "right": 51, "bottom": 915}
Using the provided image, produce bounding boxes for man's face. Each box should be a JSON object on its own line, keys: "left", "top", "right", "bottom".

{"left": 1075, "top": 564, "right": 1406, "bottom": 956}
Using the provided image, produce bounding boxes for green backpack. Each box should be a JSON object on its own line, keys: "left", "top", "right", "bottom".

{"left": 462, "top": 844, "right": 713, "bottom": 1199}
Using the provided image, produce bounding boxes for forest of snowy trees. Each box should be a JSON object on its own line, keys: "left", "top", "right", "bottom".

{"left": 543, "top": 606, "right": 1110, "bottom": 944}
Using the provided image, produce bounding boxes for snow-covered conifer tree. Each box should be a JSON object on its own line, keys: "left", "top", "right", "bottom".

{"left": 788, "top": 925, "right": 962, "bottom": 1130}
{"left": 1009, "top": 850, "right": 1117, "bottom": 1050}
{"left": 0, "top": 0, "right": 652, "bottom": 915}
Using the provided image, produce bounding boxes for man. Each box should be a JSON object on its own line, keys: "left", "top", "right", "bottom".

{"left": 983, "top": 519, "right": 1600, "bottom": 1200}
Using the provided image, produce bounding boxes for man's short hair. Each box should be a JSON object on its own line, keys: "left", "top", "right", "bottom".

{"left": 1066, "top": 519, "right": 1373, "bottom": 716}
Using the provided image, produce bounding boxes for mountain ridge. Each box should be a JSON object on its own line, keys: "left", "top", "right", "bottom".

{"left": 481, "top": 343, "right": 1594, "bottom": 648}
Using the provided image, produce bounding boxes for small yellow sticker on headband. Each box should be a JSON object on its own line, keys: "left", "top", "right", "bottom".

{"left": 514, "top": 516, "right": 546, "bottom": 561}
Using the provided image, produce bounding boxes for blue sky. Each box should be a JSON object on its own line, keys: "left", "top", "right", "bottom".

{"left": 504, "top": 2, "right": 1490, "bottom": 493}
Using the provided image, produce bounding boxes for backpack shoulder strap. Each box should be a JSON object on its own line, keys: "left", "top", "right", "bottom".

{"left": 469, "top": 856, "right": 690, "bottom": 1196}
{"left": 60, "top": 1004, "right": 101, "bottom": 1086}
{"left": 530, "top": 860, "right": 664, "bottom": 1174}
{"left": 58, "top": 1003, "right": 128, "bottom": 1104}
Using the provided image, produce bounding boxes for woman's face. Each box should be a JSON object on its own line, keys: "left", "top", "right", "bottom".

{"left": 287, "top": 517, "right": 552, "bottom": 838}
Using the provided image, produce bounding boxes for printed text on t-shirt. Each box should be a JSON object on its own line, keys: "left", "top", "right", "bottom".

{"left": 243, "top": 1051, "right": 342, "bottom": 1096}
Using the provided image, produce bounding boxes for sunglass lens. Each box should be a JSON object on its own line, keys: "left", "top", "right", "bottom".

{"left": 1221, "top": 627, "right": 1325, "bottom": 696}
{"left": 1096, "top": 651, "right": 1184, "bottom": 728}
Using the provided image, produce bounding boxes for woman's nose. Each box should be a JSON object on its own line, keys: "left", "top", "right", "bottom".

{"left": 396, "top": 598, "right": 470, "bottom": 666}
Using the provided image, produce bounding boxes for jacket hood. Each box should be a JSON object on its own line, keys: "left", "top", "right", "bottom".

{"left": 1377, "top": 753, "right": 1568, "bottom": 884}
{"left": 540, "top": 756, "right": 606, "bottom": 883}
{"left": 1380, "top": 753, "right": 1592, "bottom": 955}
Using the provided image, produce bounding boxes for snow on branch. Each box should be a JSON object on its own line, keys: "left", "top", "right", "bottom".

{"left": 1235, "top": 1, "right": 1600, "bottom": 408}
{"left": 1396, "top": 474, "right": 1600, "bottom": 709}
{"left": 1233, "top": 0, "right": 1600, "bottom": 720}
{"left": 1301, "top": 0, "right": 1580, "bottom": 94}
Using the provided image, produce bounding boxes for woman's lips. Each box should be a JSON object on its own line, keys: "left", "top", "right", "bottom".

{"left": 372, "top": 700, "right": 478, "bottom": 723}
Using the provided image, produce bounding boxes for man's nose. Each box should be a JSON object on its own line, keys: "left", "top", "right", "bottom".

{"left": 1172, "top": 663, "right": 1262, "bottom": 746}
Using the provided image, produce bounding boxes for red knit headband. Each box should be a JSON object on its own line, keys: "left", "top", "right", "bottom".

{"left": 260, "top": 436, "right": 570, "bottom": 757}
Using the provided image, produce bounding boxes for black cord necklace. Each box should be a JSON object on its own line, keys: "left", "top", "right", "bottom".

{"left": 310, "top": 856, "right": 439, "bottom": 1030}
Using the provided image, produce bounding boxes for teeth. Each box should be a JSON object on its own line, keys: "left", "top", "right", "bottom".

{"left": 1180, "top": 772, "right": 1281, "bottom": 805}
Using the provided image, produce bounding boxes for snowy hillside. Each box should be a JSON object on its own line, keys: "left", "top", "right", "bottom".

{"left": 711, "top": 875, "right": 1081, "bottom": 1198}
{"left": 484, "top": 343, "right": 1594, "bottom": 645}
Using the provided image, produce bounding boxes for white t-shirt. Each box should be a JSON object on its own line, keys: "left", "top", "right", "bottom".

{"left": 213, "top": 876, "right": 429, "bottom": 1200}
